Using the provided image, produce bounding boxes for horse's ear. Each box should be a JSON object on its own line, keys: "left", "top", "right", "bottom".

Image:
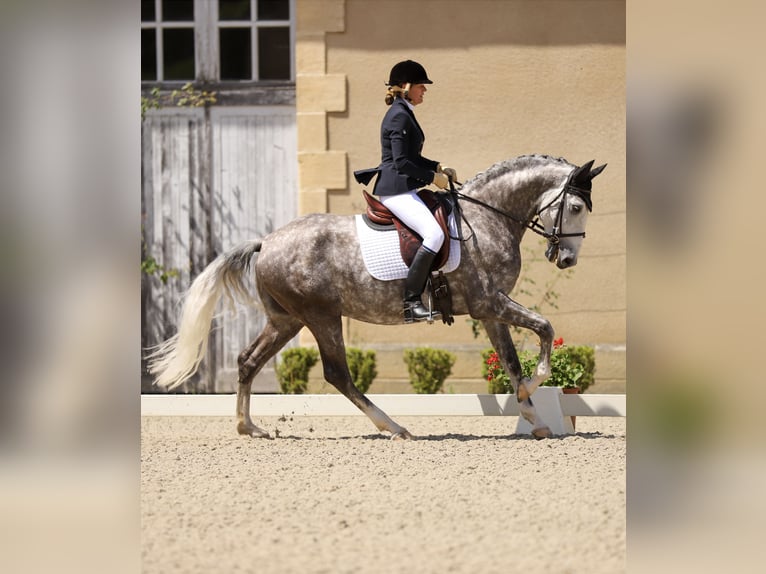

{"left": 573, "top": 160, "right": 595, "bottom": 182}
{"left": 590, "top": 163, "right": 607, "bottom": 179}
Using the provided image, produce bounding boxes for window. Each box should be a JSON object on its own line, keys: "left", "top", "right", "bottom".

{"left": 219, "top": 0, "right": 291, "bottom": 81}
{"left": 141, "top": 0, "right": 196, "bottom": 82}
{"left": 141, "top": 0, "right": 294, "bottom": 83}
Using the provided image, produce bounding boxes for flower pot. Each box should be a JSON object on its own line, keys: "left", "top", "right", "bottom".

{"left": 562, "top": 386, "right": 581, "bottom": 430}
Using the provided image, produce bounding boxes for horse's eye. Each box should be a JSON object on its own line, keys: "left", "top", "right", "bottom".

{"left": 570, "top": 204, "right": 582, "bottom": 214}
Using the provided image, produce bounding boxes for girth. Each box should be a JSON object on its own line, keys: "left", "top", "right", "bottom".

{"left": 362, "top": 190, "right": 452, "bottom": 270}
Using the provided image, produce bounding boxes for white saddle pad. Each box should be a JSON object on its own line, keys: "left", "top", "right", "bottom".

{"left": 354, "top": 213, "right": 461, "bottom": 281}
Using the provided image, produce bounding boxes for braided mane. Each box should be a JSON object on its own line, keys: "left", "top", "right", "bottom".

{"left": 464, "top": 154, "right": 572, "bottom": 188}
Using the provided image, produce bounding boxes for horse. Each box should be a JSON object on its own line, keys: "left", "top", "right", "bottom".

{"left": 148, "top": 154, "right": 606, "bottom": 439}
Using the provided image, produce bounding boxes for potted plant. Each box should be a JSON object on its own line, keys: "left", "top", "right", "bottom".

{"left": 483, "top": 338, "right": 595, "bottom": 428}
{"left": 530, "top": 338, "right": 585, "bottom": 390}
{"left": 482, "top": 349, "right": 512, "bottom": 394}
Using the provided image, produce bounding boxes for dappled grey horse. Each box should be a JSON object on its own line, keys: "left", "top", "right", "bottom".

{"left": 149, "top": 154, "right": 606, "bottom": 439}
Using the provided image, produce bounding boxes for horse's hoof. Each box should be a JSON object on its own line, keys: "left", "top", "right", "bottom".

{"left": 391, "top": 429, "right": 413, "bottom": 441}
{"left": 531, "top": 426, "right": 551, "bottom": 439}
{"left": 237, "top": 422, "right": 271, "bottom": 438}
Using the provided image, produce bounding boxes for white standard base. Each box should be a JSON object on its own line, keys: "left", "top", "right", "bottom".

{"left": 515, "top": 387, "right": 575, "bottom": 436}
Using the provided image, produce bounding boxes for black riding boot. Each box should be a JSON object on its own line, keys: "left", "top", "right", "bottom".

{"left": 403, "top": 246, "right": 441, "bottom": 323}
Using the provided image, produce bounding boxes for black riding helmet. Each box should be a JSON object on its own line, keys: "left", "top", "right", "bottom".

{"left": 387, "top": 60, "right": 433, "bottom": 86}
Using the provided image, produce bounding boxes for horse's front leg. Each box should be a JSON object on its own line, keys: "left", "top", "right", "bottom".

{"left": 482, "top": 319, "right": 552, "bottom": 438}
{"left": 488, "top": 291, "right": 554, "bottom": 400}
{"left": 309, "top": 317, "right": 413, "bottom": 440}
{"left": 481, "top": 318, "right": 525, "bottom": 393}
{"left": 481, "top": 291, "right": 556, "bottom": 434}
{"left": 325, "top": 361, "right": 413, "bottom": 440}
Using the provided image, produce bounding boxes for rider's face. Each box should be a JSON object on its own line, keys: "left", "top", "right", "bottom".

{"left": 407, "top": 83, "right": 427, "bottom": 105}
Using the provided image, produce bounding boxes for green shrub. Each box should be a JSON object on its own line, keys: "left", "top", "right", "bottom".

{"left": 404, "top": 348, "right": 456, "bottom": 394}
{"left": 518, "top": 349, "right": 585, "bottom": 390}
{"left": 346, "top": 347, "right": 377, "bottom": 393}
{"left": 276, "top": 347, "right": 319, "bottom": 394}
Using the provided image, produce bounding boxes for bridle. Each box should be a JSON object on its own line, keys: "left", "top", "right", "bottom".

{"left": 448, "top": 166, "right": 592, "bottom": 246}
{"left": 531, "top": 169, "right": 593, "bottom": 245}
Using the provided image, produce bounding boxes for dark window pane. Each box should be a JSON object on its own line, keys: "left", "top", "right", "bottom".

{"left": 141, "top": 0, "right": 156, "bottom": 22}
{"left": 258, "top": 27, "right": 290, "bottom": 80}
{"left": 258, "top": 0, "right": 289, "bottom": 21}
{"left": 142, "top": 28, "right": 157, "bottom": 81}
{"left": 219, "top": 0, "right": 250, "bottom": 21}
{"left": 162, "top": 0, "right": 194, "bottom": 22}
{"left": 220, "top": 28, "right": 252, "bottom": 80}
{"left": 163, "top": 28, "right": 195, "bottom": 80}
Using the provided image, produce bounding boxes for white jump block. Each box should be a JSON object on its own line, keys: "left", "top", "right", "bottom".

{"left": 514, "top": 387, "right": 575, "bottom": 436}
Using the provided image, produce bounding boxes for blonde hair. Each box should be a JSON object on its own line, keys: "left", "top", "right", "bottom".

{"left": 384, "top": 83, "right": 411, "bottom": 105}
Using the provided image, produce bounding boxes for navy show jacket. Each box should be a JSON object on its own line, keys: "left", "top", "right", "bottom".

{"left": 354, "top": 98, "right": 439, "bottom": 196}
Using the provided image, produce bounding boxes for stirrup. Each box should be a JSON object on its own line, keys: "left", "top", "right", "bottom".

{"left": 403, "top": 300, "right": 440, "bottom": 324}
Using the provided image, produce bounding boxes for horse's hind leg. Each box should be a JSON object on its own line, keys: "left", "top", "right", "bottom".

{"left": 236, "top": 316, "right": 303, "bottom": 437}
{"left": 310, "top": 316, "right": 412, "bottom": 440}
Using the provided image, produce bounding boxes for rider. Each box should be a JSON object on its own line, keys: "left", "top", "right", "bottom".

{"left": 357, "top": 60, "right": 458, "bottom": 323}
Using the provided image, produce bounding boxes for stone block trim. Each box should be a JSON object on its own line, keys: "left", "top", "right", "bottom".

{"left": 298, "top": 151, "right": 347, "bottom": 190}
{"left": 296, "top": 74, "right": 347, "bottom": 114}
{"left": 296, "top": 1, "right": 347, "bottom": 216}
{"left": 298, "top": 188, "right": 329, "bottom": 216}
{"left": 297, "top": 0, "right": 345, "bottom": 35}
{"left": 295, "top": 34, "right": 326, "bottom": 74}
{"left": 297, "top": 112, "right": 327, "bottom": 152}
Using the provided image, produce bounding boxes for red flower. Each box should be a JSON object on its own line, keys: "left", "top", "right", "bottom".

{"left": 553, "top": 337, "right": 564, "bottom": 349}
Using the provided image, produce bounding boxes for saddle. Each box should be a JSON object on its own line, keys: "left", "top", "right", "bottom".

{"left": 362, "top": 189, "right": 452, "bottom": 271}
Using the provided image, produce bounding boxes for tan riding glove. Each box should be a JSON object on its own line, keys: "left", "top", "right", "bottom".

{"left": 432, "top": 171, "right": 449, "bottom": 190}
{"left": 439, "top": 165, "right": 458, "bottom": 182}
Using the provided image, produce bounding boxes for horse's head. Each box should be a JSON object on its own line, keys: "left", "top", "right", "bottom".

{"left": 539, "top": 160, "right": 606, "bottom": 269}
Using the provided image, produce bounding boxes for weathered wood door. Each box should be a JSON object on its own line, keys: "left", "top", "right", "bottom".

{"left": 141, "top": 106, "right": 296, "bottom": 392}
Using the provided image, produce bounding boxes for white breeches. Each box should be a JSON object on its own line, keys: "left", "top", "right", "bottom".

{"left": 379, "top": 191, "right": 445, "bottom": 253}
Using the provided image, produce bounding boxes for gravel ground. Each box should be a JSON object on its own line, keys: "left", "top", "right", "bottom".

{"left": 142, "top": 415, "right": 625, "bottom": 573}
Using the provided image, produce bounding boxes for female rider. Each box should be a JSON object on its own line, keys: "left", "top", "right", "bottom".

{"left": 355, "top": 60, "right": 457, "bottom": 323}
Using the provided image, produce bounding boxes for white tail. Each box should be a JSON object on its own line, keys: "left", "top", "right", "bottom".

{"left": 147, "top": 240, "right": 261, "bottom": 390}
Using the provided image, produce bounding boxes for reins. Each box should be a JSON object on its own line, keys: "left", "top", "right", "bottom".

{"left": 444, "top": 169, "right": 589, "bottom": 245}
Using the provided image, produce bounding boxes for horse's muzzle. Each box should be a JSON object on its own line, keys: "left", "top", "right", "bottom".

{"left": 545, "top": 242, "right": 559, "bottom": 263}
{"left": 556, "top": 256, "right": 576, "bottom": 269}
{"left": 556, "top": 248, "right": 578, "bottom": 269}
{"left": 547, "top": 242, "right": 578, "bottom": 268}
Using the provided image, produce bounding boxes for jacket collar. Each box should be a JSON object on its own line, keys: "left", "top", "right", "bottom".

{"left": 395, "top": 98, "right": 424, "bottom": 138}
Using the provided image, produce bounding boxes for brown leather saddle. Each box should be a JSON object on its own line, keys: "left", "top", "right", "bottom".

{"left": 362, "top": 190, "right": 452, "bottom": 270}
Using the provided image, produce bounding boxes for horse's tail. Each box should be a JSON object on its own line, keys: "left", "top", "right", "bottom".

{"left": 147, "top": 239, "right": 262, "bottom": 390}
